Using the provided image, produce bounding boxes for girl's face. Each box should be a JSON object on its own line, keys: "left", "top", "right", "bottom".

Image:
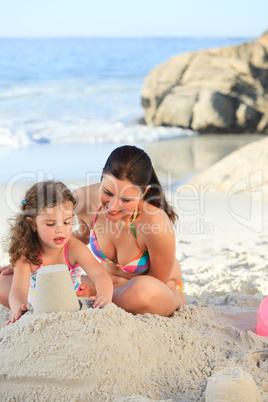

{"left": 34, "top": 201, "right": 74, "bottom": 250}
{"left": 99, "top": 174, "right": 144, "bottom": 221}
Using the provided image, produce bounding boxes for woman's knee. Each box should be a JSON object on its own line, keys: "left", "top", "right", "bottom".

{"left": 137, "top": 278, "right": 160, "bottom": 304}
{"left": 129, "top": 277, "right": 186, "bottom": 314}
{"left": 122, "top": 277, "right": 161, "bottom": 309}
{"left": 113, "top": 276, "right": 185, "bottom": 315}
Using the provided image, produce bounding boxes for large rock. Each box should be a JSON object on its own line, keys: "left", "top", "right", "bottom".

{"left": 188, "top": 136, "right": 268, "bottom": 199}
{"left": 142, "top": 31, "right": 268, "bottom": 133}
{"left": 144, "top": 134, "right": 264, "bottom": 178}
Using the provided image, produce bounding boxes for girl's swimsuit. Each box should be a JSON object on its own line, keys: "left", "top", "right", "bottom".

{"left": 90, "top": 206, "right": 150, "bottom": 275}
{"left": 28, "top": 242, "right": 81, "bottom": 306}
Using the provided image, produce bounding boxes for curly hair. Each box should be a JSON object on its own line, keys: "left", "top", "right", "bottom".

{"left": 7, "top": 180, "right": 76, "bottom": 268}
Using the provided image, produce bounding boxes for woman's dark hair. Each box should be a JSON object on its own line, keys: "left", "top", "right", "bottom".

{"left": 102, "top": 145, "right": 177, "bottom": 223}
{"left": 7, "top": 180, "right": 75, "bottom": 267}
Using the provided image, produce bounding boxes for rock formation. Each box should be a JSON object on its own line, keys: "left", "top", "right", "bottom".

{"left": 188, "top": 136, "right": 268, "bottom": 199}
{"left": 142, "top": 32, "right": 268, "bottom": 133}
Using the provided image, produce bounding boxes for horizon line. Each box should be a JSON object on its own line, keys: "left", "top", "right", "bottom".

{"left": 0, "top": 35, "right": 256, "bottom": 40}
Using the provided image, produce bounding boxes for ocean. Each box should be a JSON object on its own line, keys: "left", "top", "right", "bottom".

{"left": 0, "top": 37, "right": 252, "bottom": 183}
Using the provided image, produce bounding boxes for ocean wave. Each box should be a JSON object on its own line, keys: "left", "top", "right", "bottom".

{"left": 0, "top": 127, "right": 31, "bottom": 147}
{"left": 0, "top": 86, "right": 63, "bottom": 99}
{"left": 0, "top": 120, "right": 197, "bottom": 148}
{"left": 0, "top": 81, "right": 140, "bottom": 100}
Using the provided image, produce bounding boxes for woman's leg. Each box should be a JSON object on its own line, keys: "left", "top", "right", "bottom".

{"left": 112, "top": 275, "right": 185, "bottom": 316}
{"left": 0, "top": 268, "right": 13, "bottom": 308}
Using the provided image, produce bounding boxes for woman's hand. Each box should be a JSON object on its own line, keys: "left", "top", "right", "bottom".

{"left": 76, "top": 283, "right": 92, "bottom": 298}
{"left": 0, "top": 266, "right": 14, "bottom": 275}
{"left": 5, "top": 304, "right": 28, "bottom": 326}
{"left": 76, "top": 284, "right": 111, "bottom": 308}
{"left": 90, "top": 295, "right": 112, "bottom": 309}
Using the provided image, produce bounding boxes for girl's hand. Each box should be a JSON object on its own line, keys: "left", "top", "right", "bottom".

{"left": 0, "top": 266, "right": 14, "bottom": 275}
{"left": 5, "top": 304, "right": 28, "bottom": 326}
{"left": 90, "top": 295, "right": 112, "bottom": 309}
{"left": 76, "top": 283, "right": 92, "bottom": 298}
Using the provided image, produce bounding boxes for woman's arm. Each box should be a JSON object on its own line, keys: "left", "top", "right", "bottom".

{"left": 69, "top": 237, "right": 113, "bottom": 308}
{"left": 143, "top": 212, "right": 176, "bottom": 283}
{"left": 7, "top": 257, "right": 31, "bottom": 324}
{"left": 72, "top": 183, "right": 100, "bottom": 245}
{"left": 72, "top": 217, "right": 91, "bottom": 245}
{"left": 0, "top": 265, "right": 14, "bottom": 275}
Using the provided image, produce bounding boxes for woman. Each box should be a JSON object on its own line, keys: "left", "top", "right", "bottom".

{"left": 73, "top": 145, "right": 185, "bottom": 316}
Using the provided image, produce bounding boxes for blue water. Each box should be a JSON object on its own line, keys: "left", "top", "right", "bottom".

{"left": 0, "top": 37, "right": 252, "bottom": 182}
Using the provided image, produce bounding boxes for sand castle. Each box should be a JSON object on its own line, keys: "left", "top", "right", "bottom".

{"left": 205, "top": 367, "right": 263, "bottom": 402}
{"left": 33, "top": 264, "right": 80, "bottom": 315}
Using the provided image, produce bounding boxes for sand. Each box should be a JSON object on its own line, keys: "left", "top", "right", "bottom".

{"left": 0, "top": 300, "right": 267, "bottom": 401}
{"left": 1, "top": 140, "right": 268, "bottom": 401}
{"left": 205, "top": 367, "right": 263, "bottom": 401}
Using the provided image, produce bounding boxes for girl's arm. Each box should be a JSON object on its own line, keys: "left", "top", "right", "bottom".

{"left": 7, "top": 257, "right": 31, "bottom": 325}
{"left": 69, "top": 237, "right": 113, "bottom": 308}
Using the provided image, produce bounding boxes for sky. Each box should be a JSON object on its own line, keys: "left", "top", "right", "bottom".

{"left": 0, "top": 0, "right": 267, "bottom": 38}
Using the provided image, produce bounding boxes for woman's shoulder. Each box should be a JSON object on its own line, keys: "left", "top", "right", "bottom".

{"left": 140, "top": 201, "right": 170, "bottom": 224}
{"left": 73, "top": 183, "right": 100, "bottom": 218}
{"left": 139, "top": 201, "right": 174, "bottom": 236}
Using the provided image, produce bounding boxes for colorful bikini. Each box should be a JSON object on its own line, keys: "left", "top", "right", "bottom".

{"left": 28, "top": 242, "right": 81, "bottom": 306}
{"left": 90, "top": 206, "right": 150, "bottom": 274}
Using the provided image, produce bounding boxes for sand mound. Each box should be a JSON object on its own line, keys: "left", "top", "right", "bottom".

{"left": 0, "top": 299, "right": 267, "bottom": 401}
{"left": 1, "top": 183, "right": 268, "bottom": 401}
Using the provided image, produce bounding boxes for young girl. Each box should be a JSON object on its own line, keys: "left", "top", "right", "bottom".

{"left": 1, "top": 180, "right": 113, "bottom": 325}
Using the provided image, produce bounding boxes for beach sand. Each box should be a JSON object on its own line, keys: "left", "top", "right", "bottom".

{"left": 0, "top": 139, "right": 268, "bottom": 401}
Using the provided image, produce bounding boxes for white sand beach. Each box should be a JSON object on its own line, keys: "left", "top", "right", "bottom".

{"left": 0, "top": 138, "right": 268, "bottom": 401}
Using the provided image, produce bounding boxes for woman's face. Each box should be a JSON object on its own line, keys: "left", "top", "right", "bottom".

{"left": 99, "top": 174, "right": 143, "bottom": 221}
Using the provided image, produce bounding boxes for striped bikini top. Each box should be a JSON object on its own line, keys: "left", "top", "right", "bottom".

{"left": 90, "top": 206, "right": 150, "bottom": 275}
{"left": 28, "top": 242, "right": 82, "bottom": 306}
